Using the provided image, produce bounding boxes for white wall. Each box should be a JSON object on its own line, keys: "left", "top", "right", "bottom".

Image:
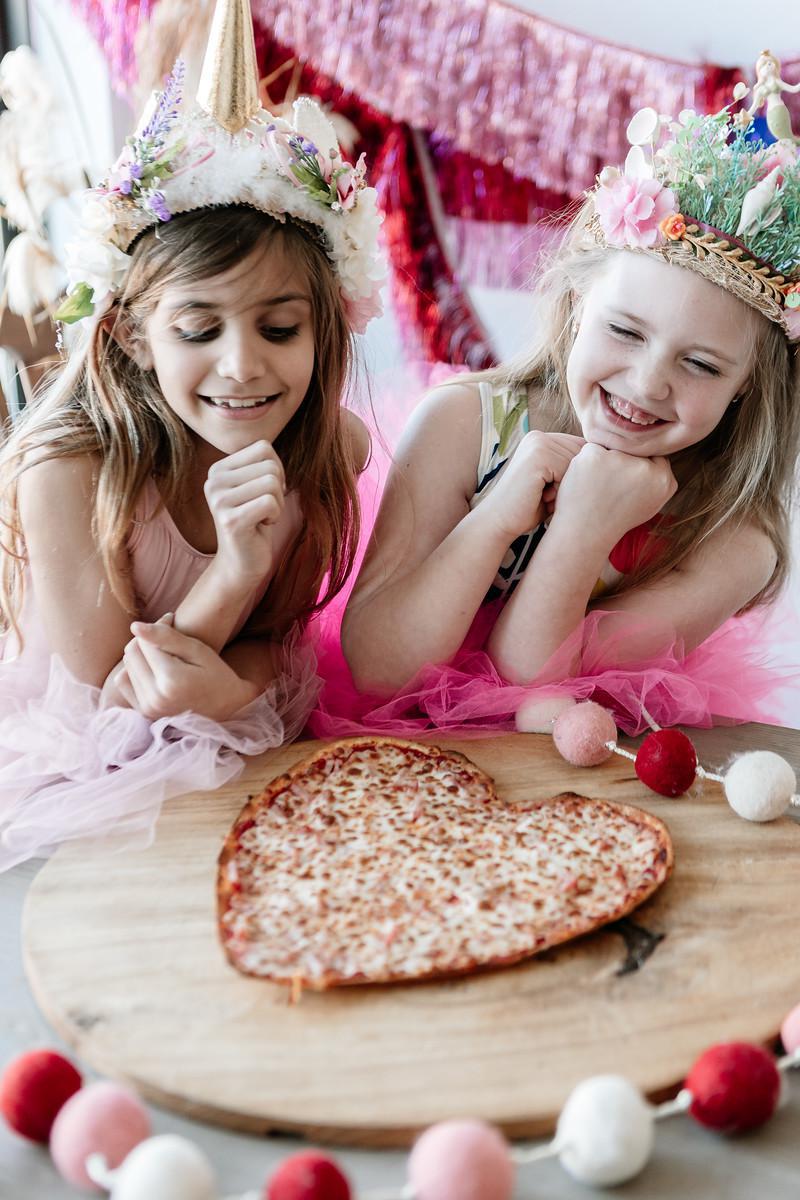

{"left": 508, "top": 1, "right": 797, "bottom": 65}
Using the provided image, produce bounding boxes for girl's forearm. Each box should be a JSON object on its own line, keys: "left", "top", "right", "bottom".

{"left": 221, "top": 637, "right": 281, "bottom": 695}
{"left": 487, "top": 516, "right": 611, "bottom": 683}
{"left": 173, "top": 557, "right": 258, "bottom": 652}
{"left": 343, "top": 505, "right": 514, "bottom": 694}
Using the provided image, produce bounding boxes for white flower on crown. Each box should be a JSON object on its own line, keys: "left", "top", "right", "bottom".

{"left": 80, "top": 194, "right": 119, "bottom": 239}
{"left": 63, "top": 235, "right": 131, "bottom": 310}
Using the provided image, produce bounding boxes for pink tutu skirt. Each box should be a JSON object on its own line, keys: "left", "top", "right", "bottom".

{"left": 309, "top": 598, "right": 798, "bottom": 739}
{"left": 309, "top": 368, "right": 800, "bottom": 740}
{"left": 0, "top": 634, "right": 321, "bottom": 871}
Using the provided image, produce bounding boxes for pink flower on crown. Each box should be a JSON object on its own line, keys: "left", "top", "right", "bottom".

{"left": 785, "top": 308, "right": 800, "bottom": 340}
{"left": 594, "top": 176, "right": 677, "bottom": 249}
{"left": 753, "top": 141, "right": 800, "bottom": 184}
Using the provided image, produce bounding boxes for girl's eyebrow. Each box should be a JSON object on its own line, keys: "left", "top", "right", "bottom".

{"left": 606, "top": 307, "right": 738, "bottom": 365}
{"left": 166, "top": 292, "right": 311, "bottom": 313}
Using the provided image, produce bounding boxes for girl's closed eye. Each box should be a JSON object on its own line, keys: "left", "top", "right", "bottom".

{"left": 608, "top": 323, "right": 642, "bottom": 340}
{"left": 686, "top": 358, "right": 720, "bottom": 376}
{"left": 173, "top": 323, "right": 301, "bottom": 344}
{"left": 260, "top": 324, "right": 300, "bottom": 342}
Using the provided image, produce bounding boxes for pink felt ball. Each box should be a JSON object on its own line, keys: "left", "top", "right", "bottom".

{"left": 553, "top": 702, "right": 617, "bottom": 767}
{"left": 685, "top": 1042, "right": 780, "bottom": 1133}
{"left": 634, "top": 729, "right": 697, "bottom": 797}
{"left": 781, "top": 1002, "right": 800, "bottom": 1055}
{"left": 50, "top": 1080, "right": 151, "bottom": 1190}
{"left": 408, "top": 1119, "right": 514, "bottom": 1200}
{"left": 266, "top": 1149, "right": 351, "bottom": 1200}
{"left": 0, "top": 1049, "right": 82, "bottom": 1143}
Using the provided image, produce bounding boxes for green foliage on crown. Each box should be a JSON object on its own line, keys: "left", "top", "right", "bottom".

{"left": 664, "top": 111, "right": 800, "bottom": 279}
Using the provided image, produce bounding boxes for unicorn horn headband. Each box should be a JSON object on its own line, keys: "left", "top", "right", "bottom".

{"left": 55, "top": 0, "right": 385, "bottom": 333}
{"left": 588, "top": 52, "right": 800, "bottom": 342}
{"left": 196, "top": 0, "right": 259, "bottom": 133}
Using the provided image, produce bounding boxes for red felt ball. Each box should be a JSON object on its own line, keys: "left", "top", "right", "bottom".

{"left": 634, "top": 729, "right": 697, "bottom": 797}
{"left": 0, "top": 1049, "right": 82, "bottom": 1143}
{"left": 685, "top": 1042, "right": 781, "bottom": 1134}
{"left": 266, "top": 1150, "right": 352, "bottom": 1200}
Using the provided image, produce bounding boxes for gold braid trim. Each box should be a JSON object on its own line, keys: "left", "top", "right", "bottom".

{"left": 587, "top": 211, "right": 790, "bottom": 334}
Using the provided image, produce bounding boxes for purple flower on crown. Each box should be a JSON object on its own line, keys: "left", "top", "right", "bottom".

{"left": 145, "top": 190, "right": 171, "bottom": 222}
{"left": 139, "top": 60, "right": 186, "bottom": 145}
{"left": 103, "top": 60, "right": 185, "bottom": 213}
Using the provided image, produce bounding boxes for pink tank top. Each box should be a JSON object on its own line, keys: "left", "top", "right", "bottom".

{"left": 127, "top": 478, "right": 261, "bottom": 633}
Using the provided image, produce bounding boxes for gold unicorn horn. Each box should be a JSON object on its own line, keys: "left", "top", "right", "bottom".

{"left": 196, "top": 0, "right": 260, "bottom": 134}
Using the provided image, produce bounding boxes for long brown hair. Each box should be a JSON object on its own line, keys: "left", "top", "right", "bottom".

{"left": 469, "top": 203, "right": 800, "bottom": 609}
{"left": 0, "top": 207, "right": 361, "bottom": 639}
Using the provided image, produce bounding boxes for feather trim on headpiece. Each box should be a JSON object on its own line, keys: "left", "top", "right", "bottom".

{"left": 55, "top": 0, "right": 385, "bottom": 333}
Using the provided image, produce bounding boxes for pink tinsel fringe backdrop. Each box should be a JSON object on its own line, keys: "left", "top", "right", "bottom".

{"left": 69, "top": 0, "right": 800, "bottom": 364}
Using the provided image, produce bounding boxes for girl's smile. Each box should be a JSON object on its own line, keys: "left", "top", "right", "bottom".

{"left": 600, "top": 387, "right": 667, "bottom": 429}
{"left": 566, "top": 253, "right": 755, "bottom": 456}
{"left": 142, "top": 240, "right": 315, "bottom": 457}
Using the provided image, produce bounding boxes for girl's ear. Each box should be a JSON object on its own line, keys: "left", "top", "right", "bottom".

{"left": 101, "top": 311, "right": 154, "bottom": 371}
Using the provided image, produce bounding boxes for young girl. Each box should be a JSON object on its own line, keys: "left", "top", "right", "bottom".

{"left": 314, "top": 91, "right": 800, "bottom": 737}
{"left": 0, "top": 5, "right": 384, "bottom": 868}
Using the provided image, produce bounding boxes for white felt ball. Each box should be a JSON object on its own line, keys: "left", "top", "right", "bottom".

{"left": 556, "top": 1075, "right": 654, "bottom": 1186}
{"left": 106, "top": 1135, "right": 216, "bottom": 1200}
{"left": 723, "top": 752, "right": 796, "bottom": 822}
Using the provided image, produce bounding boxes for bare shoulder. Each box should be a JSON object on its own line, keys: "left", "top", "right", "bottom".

{"left": 17, "top": 453, "right": 99, "bottom": 525}
{"left": 340, "top": 409, "right": 371, "bottom": 473}
{"left": 392, "top": 380, "right": 483, "bottom": 479}
{"left": 684, "top": 520, "right": 778, "bottom": 595}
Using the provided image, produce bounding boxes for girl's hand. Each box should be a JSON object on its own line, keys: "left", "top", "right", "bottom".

{"left": 483, "top": 431, "right": 585, "bottom": 541}
{"left": 204, "top": 440, "right": 286, "bottom": 586}
{"left": 552, "top": 444, "right": 677, "bottom": 545}
{"left": 120, "top": 616, "right": 260, "bottom": 721}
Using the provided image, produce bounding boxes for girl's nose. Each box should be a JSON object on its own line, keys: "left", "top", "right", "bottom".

{"left": 217, "top": 332, "right": 269, "bottom": 383}
{"left": 631, "top": 353, "right": 670, "bottom": 404}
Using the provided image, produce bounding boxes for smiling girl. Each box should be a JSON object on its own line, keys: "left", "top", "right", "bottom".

{"left": 0, "top": 4, "right": 384, "bottom": 867}
{"left": 316, "top": 94, "right": 800, "bottom": 738}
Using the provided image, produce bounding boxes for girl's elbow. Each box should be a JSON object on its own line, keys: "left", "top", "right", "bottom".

{"left": 341, "top": 614, "right": 414, "bottom": 697}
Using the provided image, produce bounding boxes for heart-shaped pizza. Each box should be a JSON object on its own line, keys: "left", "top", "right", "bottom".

{"left": 217, "top": 737, "right": 673, "bottom": 990}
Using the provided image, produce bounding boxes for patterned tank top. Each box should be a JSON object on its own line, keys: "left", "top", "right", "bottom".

{"left": 468, "top": 382, "right": 650, "bottom": 601}
{"left": 468, "top": 382, "right": 548, "bottom": 599}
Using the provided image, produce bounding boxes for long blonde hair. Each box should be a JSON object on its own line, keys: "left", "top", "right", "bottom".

{"left": 0, "top": 207, "right": 361, "bottom": 639}
{"left": 472, "top": 203, "right": 800, "bottom": 608}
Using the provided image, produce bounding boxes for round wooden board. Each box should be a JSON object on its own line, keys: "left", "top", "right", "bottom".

{"left": 23, "top": 729, "right": 800, "bottom": 1146}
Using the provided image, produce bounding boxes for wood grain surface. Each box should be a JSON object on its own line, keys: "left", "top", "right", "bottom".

{"left": 22, "top": 727, "right": 800, "bottom": 1146}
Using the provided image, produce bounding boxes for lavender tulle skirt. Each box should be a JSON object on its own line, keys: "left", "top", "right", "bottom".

{"left": 0, "top": 634, "right": 321, "bottom": 871}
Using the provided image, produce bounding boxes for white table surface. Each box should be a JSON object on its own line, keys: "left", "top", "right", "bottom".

{"left": 3, "top": 724, "right": 800, "bottom": 1199}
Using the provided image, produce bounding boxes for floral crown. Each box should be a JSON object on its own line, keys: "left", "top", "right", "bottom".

{"left": 589, "top": 52, "right": 800, "bottom": 342}
{"left": 55, "top": 0, "right": 385, "bottom": 334}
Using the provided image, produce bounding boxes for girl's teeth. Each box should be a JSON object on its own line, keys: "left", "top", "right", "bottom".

{"left": 606, "top": 393, "right": 659, "bottom": 425}
{"left": 209, "top": 397, "right": 268, "bottom": 409}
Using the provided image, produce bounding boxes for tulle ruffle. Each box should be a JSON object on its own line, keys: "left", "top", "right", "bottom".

{"left": 309, "top": 589, "right": 799, "bottom": 741}
{"left": 308, "top": 370, "right": 800, "bottom": 740}
{"left": 0, "top": 636, "right": 321, "bottom": 871}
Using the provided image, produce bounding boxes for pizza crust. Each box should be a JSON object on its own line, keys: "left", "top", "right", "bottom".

{"left": 217, "top": 737, "right": 673, "bottom": 990}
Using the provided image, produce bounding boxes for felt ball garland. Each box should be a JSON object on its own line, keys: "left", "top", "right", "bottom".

{"left": 3, "top": 1031, "right": 800, "bottom": 1198}
{"left": 0, "top": 1048, "right": 82, "bottom": 1143}
{"left": 550, "top": 701, "right": 800, "bottom": 822}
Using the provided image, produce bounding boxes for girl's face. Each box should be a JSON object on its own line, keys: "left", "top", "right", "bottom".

{"left": 141, "top": 239, "right": 316, "bottom": 459}
{"left": 566, "top": 252, "right": 754, "bottom": 457}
